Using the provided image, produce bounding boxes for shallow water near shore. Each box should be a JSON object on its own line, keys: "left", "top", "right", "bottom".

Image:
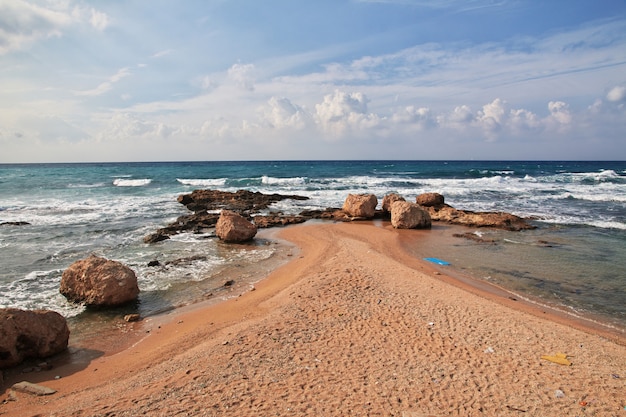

{"left": 401, "top": 223, "right": 626, "bottom": 331}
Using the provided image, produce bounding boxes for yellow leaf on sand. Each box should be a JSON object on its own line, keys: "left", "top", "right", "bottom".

{"left": 541, "top": 352, "right": 572, "bottom": 366}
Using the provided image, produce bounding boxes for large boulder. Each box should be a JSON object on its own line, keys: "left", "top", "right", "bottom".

{"left": 416, "top": 192, "right": 445, "bottom": 207}
{"left": 390, "top": 201, "right": 432, "bottom": 229}
{"left": 60, "top": 255, "right": 139, "bottom": 307}
{"left": 0, "top": 308, "right": 69, "bottom": 369}
{"left": 382, "top": 193, "right": 406, "bottom": 214}
{"left": 342, "top": 194, "right": 378, "bottom": 218}
{"left": 216, "top": 210, "right": 257, "bottom": 243}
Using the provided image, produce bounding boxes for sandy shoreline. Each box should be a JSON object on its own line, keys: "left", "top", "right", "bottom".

{"left": 2, "top": 221, "right": 625, "bottom": 416}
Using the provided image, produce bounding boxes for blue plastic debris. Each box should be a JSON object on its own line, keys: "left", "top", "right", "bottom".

{"left": 423, "top": 257, "right": 450, "bottom": 266}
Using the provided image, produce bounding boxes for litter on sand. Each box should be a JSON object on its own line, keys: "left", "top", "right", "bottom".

{"left": 423, "top": 257, "right": 450, "bottom": 266}
{"left": 541, "top": 352, "right": 572, "bottom": 366}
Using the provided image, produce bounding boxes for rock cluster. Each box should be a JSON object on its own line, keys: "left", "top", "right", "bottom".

{"left": 60, "top": 255, "right": 140, "bottom": 307}
{"left": 144, "top": 189, "right": 534, "bottom": 243}
{"left": 0, "top": 308, "right": 70, "bottom": 369}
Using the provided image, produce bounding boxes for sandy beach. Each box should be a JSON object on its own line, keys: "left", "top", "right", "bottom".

{"left": 2, "top": 221, "right": 625, "bottom": 416}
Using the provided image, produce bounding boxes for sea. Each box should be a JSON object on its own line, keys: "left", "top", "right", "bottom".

{"left": 1, "top": 161, "right": 625, "bottom": 336}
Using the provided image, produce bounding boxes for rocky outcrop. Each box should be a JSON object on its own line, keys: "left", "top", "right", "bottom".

{"left": 216, "top": 210, "right": 257, "bottom": 243}
{"left": 178, "top": 189, "right": 309, "bottom": 214}
{"left": 144, "top": 189, "right": 535, "bottom": 241}
{"left": 425, "top": 205, "right": 535, "bottom": 231}
{"left": 252, "top": 213, "right": 308, "bottom": 228}
{"left": 342, "top": 194, "right": 378, "bottom": 218}
{"left": 382, "top": 193, "right": 406, "bottom": 214}
{"left": 390, "top": 201, "right": 432, "bottom": 229}
{"left": 60, "top": 255, "right": 140, "bottom": 307}
{"left": 416, "top": 192, "right": 445, "bottom": 207}
{"left": 0, "top": 308, "right": 70, "bottom": 369}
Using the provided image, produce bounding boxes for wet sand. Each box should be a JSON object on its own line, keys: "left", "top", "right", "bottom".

{"left": 1, "top": 221, "right": 625, "bottom": 416}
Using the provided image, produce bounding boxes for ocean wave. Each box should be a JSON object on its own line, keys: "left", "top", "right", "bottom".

{"left": 0, "top": 270, "right": 85, "bottom": 317}
{"left": 68, "top": 182, "right": 106, "bottom": 188}
{"left": 113, "top": 178, "right": 152, "bottom": 187}
{"left": 261, "top": 175, "right": 306, "bottom": 186}
{"left": 177, "top": 178, "right": 227, "bottom": 187}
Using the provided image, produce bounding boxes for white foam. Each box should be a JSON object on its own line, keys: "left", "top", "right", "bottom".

{"left": 113, "top": 178, "right": 152, "bottom": 187}
{"left": 177, "top": 178, "right": 227, "bottom": 187}
{"left": 261, "top": 175, "right": 306, "bottom": 186}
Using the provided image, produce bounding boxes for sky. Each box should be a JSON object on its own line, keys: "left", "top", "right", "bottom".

{"left": 1, "top": 0, "right": 625, "bottom": 162}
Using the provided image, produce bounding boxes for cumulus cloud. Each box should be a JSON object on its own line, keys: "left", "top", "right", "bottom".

{"left": 228, "top": 63, "right": 256, "bottom": 91}
{"left": 548, "top": 101, "right": 572, "bottom": 125}
{"left": 261, "top": 97, "right": 312, "bottom": 130}
{"left": 314, "top": 90, "right": 381, "bottom": 137}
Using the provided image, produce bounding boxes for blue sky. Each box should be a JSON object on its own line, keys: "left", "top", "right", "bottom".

{"left": 1, "top": 0, "right": 625, "bottom": 162}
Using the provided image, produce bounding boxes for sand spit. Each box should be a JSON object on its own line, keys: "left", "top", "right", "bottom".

{"left": 2, "top": 222, "right": 625, "bottom": 416}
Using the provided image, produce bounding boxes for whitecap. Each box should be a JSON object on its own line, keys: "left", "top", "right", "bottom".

{"left": 261, "top": 175, "right": 306, "bottom": 186}
{"left": 113, "top": 178, "right": 152, "bottom": 187}
{"left": 177, "top": 178, "right": 227, "bottom": 187}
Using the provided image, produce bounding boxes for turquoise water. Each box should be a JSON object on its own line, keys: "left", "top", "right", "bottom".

{"left": 0, "top": 161, "right": 624, "bottom": 327}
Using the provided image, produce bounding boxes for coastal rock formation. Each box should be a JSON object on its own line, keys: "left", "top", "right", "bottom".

{"left": 216, "top": 210, "right": 257, "bottom": 243}
{"left": 390, "top": 201, "right": 432, "bottom": 229}
{"left": 0, "top": 308, "right": 70, "bottom": 369}
{"left": 425, "top": 205, "right": 535, "bottom": 231}
{"left": 342, "top": 194, "right": 378, "bottom": 218}
{"left": 416, "top": 192, "right": 445, "bottom": 207}
{"left": 178, "top": 189, "right": 309, "bottom": 214}
{"left": 60, "top": 255, "right": 140, "bottom": 307}
{"left": 382, "top": 193, "right": 406, "bottom": 214}
{"left": 252, "top": 213, "right": 308, "bottom": 228}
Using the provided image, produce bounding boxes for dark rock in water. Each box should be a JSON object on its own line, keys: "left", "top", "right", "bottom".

{"left": 177, "top": 189, "right": 309, "bottom": 214}
{"left": 147, "top": 260, "right": 161, "bottom": 267}
{"left": 223, "top": 280, "right": 235, "bottom": 287}
{"left": 216, "top": 210, "right": 257, "bottom": 243}
{"left": 0, "top": 308, "right": 70, "bottom": 369}
{"left": 60, "top": 255, "right": 139, "bottom": 307}
{"left": 0, "top": 221, "right": 30, "bottom": 226}
{"left": 453, "top": 232, "right": 497, "bottom": 244}
{"left": 144, "top": 211, "right": 221, "bottom": 243}
{"left": 253, "top": 213, "right": 308, "bottom": 228}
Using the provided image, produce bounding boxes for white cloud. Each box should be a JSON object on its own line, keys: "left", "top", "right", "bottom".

{"left": 314, "top": 90, "right": 381, "bottom": 137}
{"left": 607, "top": 85, "right": 626, "bottom": 102}
{"left": 547, "top": 101, "right": 572, "bottom": 125}
{"left": 74, "top": 67, "right": 132, "bottom": 97}
{"left": 228, "top": 63, "right": 256, "bottom": 91}
{"left": 261, "top": 97, "right": 312, "bottom": 130}
{"left": 89, "top": 8, "right": 109, "bottom": 31}
{"left": 0, "top": 0, "right": 72, "bottom": 54}
{"left": 0, "top": 1, "right": 110, "bottom": 54}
